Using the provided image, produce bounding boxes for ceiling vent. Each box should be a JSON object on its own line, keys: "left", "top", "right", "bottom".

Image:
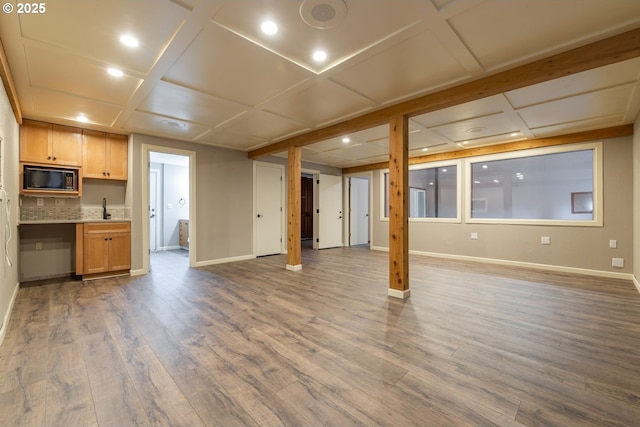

{"left": 300, "top": 0, "right": 347, "bottom": 29}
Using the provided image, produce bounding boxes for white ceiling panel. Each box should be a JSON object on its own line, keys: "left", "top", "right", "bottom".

{"left": 411, "top": 95, "right": 506, "bottom": 128}
{"left": 17, "top": 0, "right": 188, "bottom": 74}
{"left": 138, "top": 80, "right": 249, "bottom": 127}
{"left": 330, "top": 28, "right": 470, "bottom": 104}
{"left": 196, "top": 130, "right": 267, "bottom": 151}
{"left": 430, "top": 111, "right": 521, "bottom": 143}
{"left": 163, "top": 24, "right": 311, "bottom": 106}
{"left": 221, "top": 110, "right": 308, "bottom": 141}
{"left": 29, "top": 89, "right": 124, "bottom": 127}
{"left": 25, "top": 44, "right": 143, "bottom": 106}
{"left": 263, "top": 79, "right": 376, "bottom": 126}
{"left": 211, "top": 0, "right": 429, "bottom": 73}
{"left": 505, "top": 58, "right": 640, "bottom": 109}
{"left": 447, "top": 0, "right": 640, "bottom": 70}
{"left": 124, "top": 111, "right": 209, "bottom": 140}
{"left": 517, "top": 84, "right": 636, "bottom": 129}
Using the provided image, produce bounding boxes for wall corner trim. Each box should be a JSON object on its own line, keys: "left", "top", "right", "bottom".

{"left": 633, "top": 276, "right": 640, "bottom": 295}
{"left": 0, "top": 282, "right": 20, "bottom": 348}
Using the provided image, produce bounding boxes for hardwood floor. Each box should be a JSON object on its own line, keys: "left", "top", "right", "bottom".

{"left": 1, "top": 247, "right": 640, "bottom": 426}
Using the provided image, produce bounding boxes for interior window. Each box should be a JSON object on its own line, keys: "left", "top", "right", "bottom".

{"left": 470, "top": 149, "right": 594, "bottom": 220}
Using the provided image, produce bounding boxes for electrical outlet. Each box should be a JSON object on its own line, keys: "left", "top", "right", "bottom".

{"left": 609, "top": 240, "right": 617, "bottom": 249}
{"left": 35, "top": 242, "right": 42, "bottom": 250}
{"left": 541, "top": 236, "right": 550, "bottom": 245}
{"left": 37, "top": 198, "right": 44, "bottom": 206}
{"left": 470, "top": 232, "right": 478, "bottom": 240}
{"left": 54, "top": 199, "right": 65, "bottom": 206}
{"left": 612, "top": 258, "right": 624, "bottom": 268}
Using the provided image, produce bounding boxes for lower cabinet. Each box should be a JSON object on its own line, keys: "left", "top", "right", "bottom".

{"left": 76, "top": 221, "right": 131, "bottom": 278}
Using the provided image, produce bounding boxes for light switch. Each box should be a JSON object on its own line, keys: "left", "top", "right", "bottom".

{"left": 37, "top": 198, "right": 44, "bottom": 206}
{"left": 541, "top": 236, "right": 550, "bottom": 245}
{"left": 609, "top": 240, "right": 617, "bottom": 249}
{"left": 470, "top": 232, "right": 478, "bottom": 240}
{"left": 612, "top": 258, "right": 624, "bottom": 268}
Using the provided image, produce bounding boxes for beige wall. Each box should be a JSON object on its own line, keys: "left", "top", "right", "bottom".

{"left": 129, "top": 134, "right": 254, "bottom": 271}
{"left": 372, "top": 136, "right": 633, "bottom": 277}
{"left": 0, "top": 83, "right": 20, "bottom": 345}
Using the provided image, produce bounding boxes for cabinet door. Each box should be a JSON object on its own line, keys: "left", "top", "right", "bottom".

{"left": 83, "top": 233, "right": 110, "bottom": 274}
{"left": 109, "top": 232, "right": 131, "bottom": 271}
{"left": 107, "top": 134, "right": 128, "bottom": 180}
{"left": 83, "top": 130, "right": 108, "bottom": 178}
{"left": 20, "top": 120, "right": 51, "bottom": 163}
{"left": 51, "top": 125, "right": 82, "bottom": 166}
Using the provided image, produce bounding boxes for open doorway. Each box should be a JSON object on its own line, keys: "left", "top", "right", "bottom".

{"left": 347, "top": 174, "right": 371, "bottom": 247}
{"left": 149, "top": 151, "right": 190, "bottom": 268}
{"left": 301, "top": 174, "right": 314, "bottom": 243}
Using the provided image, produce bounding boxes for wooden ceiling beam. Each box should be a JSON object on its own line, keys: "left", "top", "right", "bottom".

{"left": 248, "top": 27, "right": 640, "bottom": 160}
{"left": 341, "top": 125, "right": 634, "bottom": 174}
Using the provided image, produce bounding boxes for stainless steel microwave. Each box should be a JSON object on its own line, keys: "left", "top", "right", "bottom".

{"left": 23, "top": 165, "right": 78, "bottom": 191}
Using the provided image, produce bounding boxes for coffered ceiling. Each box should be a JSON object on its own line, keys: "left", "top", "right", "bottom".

{"left": 1, "top": 0, "right": 639, "bottom": 168}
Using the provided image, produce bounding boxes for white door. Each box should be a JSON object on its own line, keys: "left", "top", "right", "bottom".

{"left": 350, "top": 177, "right": 369, "bottom": 246}
{"left": 256, "top": 163, "right": 283, "bottom": 256}
{"left": 149, "top": 169, "right": 159, "bottom": 251}
{"left": 316, "top": 174, "right": 343, "bottom": 249}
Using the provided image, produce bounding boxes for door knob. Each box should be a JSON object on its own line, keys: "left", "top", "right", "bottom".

{"left": 257, "top": 214, "right": 263, "bottom": 218}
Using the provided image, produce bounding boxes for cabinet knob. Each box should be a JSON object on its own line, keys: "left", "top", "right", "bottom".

{"left": 47, "top": 156, "right": 52, "bottom": 160}
{"left": 52, "top": 156, "right": 57, "bottom": 161}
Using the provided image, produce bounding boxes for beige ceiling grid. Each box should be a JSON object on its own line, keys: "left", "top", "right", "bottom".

{"left": 0, "top": 0, "right": 639, "bottom": 168}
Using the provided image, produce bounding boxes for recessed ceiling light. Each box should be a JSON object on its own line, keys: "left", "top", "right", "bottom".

{"left": 421, "top": 148, "right": 428, "bottom": 152}
{"left": 76, "top": 114, "right": 88, "bottom": 123}
{"left": 261, "top": 20, "right": 278, "bottom": 35}
{"left": 482, "top": 164, "right": 488, "bottom": 169}
{"left": 120, "top": 34, "right": 139, "bottom": 48}
{"left": 510, "top": 132, "right": 520, "bottom": 137}
{"left": 493, "top": 179, "right": 500, "bottom": 183}
{"left": 474, "top": 180, "right": 480, "bottom": 184}
{"left": 342, "top": 137, "right": 350, "bottom": 143}
{"left": 312, "top": 50, "right": 327, "bottom": 62}
{"left": 442, "top": 168, "right": 447, "bottom": 172}
{"left": 107, "top": 67, "right": 124, "bottom": 77}
{"left": 462, "top": 141, "right": 469, "bottom": 145}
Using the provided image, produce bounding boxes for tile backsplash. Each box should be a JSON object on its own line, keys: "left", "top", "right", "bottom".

{"left": 20, "top": 205, "right": 131, "bottom": 222}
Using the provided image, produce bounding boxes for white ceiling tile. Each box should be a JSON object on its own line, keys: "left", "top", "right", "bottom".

{"left": 18, "top": 0, "right": 187, "bottom": 74}
{"left": 448, "top": 0, "right": 640, "bottom": 70}
{"left": 263, "top": 79, "right": 376, "bottom": 126}
{"left": 221, "top": 110, "right": 307, "bottom": 141}
{"left": 506, "top": 58, "right": 640, "bottom": 108}
{"left": 29, "top": 89, "right": 123, "bottom": 127}
{"left": 517, "top": 84, "right": 635, "bottom": 129}
{"left": 163, "top": 25, "right": 311, "bottom": 106}
{"left": 25, "top": 44, "right": 143, "bottom": 106}
{"left": 429, "top": 112, "right": 521, "bottom": 143}
{"left": 330, "top": 28, "right": 470, "bottom": 104}
{"left": 124, "top": 111, "right": 209, "bottom": 139}
{"left": 139, "top": 80, "right": 248, "bottom": 127}
{"left": 196, "top": 130, "right": 267, "bottom": 151}
{"left": 411, "top": 95, "right": 506, "bottom": 128}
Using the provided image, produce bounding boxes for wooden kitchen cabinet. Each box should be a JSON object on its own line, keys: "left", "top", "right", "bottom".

{"left": 20, "top": 119, "right": 82, "bottom": 166}
{"left": 83, "top": 130, "right": 128, "bottom": 180}
{"left": 77, "top": 222, "right": 131, "bottom": 278}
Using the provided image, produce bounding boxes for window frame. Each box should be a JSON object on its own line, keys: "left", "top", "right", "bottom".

{"left": 464, "top": 142, "right": 603, "bottom": 227}
{"left": 380, "top": 159, "right": 462, "bottom": 223}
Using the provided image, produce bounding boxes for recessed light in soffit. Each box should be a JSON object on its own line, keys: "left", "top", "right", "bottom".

{"left": 300, "top": 0, "right": 347, "bottom": 29}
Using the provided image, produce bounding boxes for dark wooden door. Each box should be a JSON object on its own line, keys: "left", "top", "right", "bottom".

{"left": 301, "top": 176, "right": 314, "bottom": 239}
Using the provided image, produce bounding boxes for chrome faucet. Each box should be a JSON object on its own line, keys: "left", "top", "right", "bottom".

{"left": 102, "top": 197, "right": 111, "bottom": 220}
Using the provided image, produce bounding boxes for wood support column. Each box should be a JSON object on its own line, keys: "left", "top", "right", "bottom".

{"left": 286, "top": 146, "right": 302, "bottom": 271}
{"left": 388, "top": 115, "right": 410, "bottom": 299}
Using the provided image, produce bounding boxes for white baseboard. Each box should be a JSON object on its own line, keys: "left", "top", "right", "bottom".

{"left": 0, "top": 282, "right": 19, "bottom": 348}
{"left": 634, "top": 276, "right": 640, "bottom": 294}
{"left": 129, "top": 269, "right": 147, "bottom": 277}
{"left": 286, "top": 264, "right": 302, "bottom": 271}
{"left": 194, "top": 254, "right": 255, "bottom": 267}
{"left": 388, "top": 288, "right": 410, "bottom": 299}
{"left": 370, "top": 246, "right": 634, "bottom": 282}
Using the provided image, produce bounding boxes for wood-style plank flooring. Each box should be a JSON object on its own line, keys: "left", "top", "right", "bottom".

{"left": 1, "top": 246, "right": 640, "bottom": 426}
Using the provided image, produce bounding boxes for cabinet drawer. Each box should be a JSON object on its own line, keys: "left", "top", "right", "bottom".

{"left": 84, "top": 221, "right": 130, "bottom": 234}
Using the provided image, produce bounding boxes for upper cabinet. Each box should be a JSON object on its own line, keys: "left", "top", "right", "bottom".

{"left": 83, "top": 130, "right": 128, "bottom": 180}
{"left": 20, "top": 119, "right": 82, "bottom": 166}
